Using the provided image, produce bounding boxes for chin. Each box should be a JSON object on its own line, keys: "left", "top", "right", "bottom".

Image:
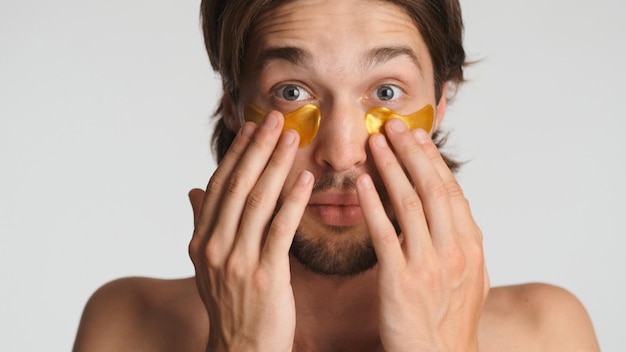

{"left": 289, "top": 226, "right": 378, "bottom": 277}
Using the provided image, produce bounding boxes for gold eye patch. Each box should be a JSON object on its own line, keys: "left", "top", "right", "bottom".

{"left": 244, "top": 104, "right": 321, "bottom": 147}
{"left": 364, "top": 104, "right": 435, "bottom": 135}
{"left": 243, "top": 104, "right": 434, "bottom": 147}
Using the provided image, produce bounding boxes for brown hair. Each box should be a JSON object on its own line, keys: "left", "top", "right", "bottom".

{"left": 200, "top": 0, "right": 465, "bottom": 171}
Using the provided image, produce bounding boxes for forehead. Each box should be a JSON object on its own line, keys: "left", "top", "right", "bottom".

{"left": 244, "top": 0, "right": 433, "bottom": 76}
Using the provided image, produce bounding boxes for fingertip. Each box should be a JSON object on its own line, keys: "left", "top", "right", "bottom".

{"left": 296, "top": 170, "right": 314, "bottom": 186}
{"left": 188, "top": 188, "right": 205, "bottom": 200}
{"left": 188, "top": 189, "right": 205, "bottom": 215}
{"left": 356, "top": 173, "right": 375, "bottom": 191}
{"left": 412, "top": 128, "right": 431, "bottom": 144}
{"left": 240, "top": 121, "right": 256, "bottom": 138}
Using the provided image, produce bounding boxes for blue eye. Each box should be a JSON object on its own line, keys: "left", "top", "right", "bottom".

{"left": 277, "top": 85, "right": 310, "bottom": 101}
{"left": 375, "top": 85, "right": 402, "bottom": 101}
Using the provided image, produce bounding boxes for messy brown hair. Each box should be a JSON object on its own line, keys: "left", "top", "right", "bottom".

{"left": 200, "top": 0, "right": 466, "bottom": 171}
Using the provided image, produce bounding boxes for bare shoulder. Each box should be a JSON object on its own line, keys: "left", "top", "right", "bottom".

{"left": 480, "top": 283, "right": 600, "bottom": 352}
{"left": 73, "top": 276, "right": 207, "bottom": 352}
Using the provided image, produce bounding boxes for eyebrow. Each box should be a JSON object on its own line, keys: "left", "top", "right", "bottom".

{"left": 253, "top": 46, "right": 313, "bottom": 73}
{"left": 252, "top": 45, "right": 423, "bottom": 75}
{"left": 364, "top": 46, "right": 424, "bottom": 73}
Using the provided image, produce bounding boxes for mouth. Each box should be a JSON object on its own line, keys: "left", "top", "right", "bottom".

{"left": 307, "top": 193, "right": 363, "bottom": 227}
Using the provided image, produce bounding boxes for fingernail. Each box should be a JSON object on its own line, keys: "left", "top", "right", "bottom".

{"left": 389, "top": 119, "right": 408, "bottom": 132}
{"left": 240, "top": 123, "right": 255, "bottom": 138}
{"left": 358, "top": 174, "right": 374, "bottom": 190}
{"left": 413, "top": 128, "right": 430, "bottom": 144}
{"left": 282, "top": 130, "right": 296, "bottom": 146}
{"left": 297, "top": 170, "right": 313, "bottom": 185}
{"left": 373, "top": 134, "right": 388, "bottom": 148}
{"left": 263, "top": 112, "right": 279, "bottom": 129}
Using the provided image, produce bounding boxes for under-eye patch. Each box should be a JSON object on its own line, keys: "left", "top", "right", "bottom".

{"left": 364, "top": 105, "right": 435, "bottom": 135}
{"left": 243, "top": 104, "right": 434, "bottom": 147}
{"left": 244, "top": 104, "right": 321, "bottom": 147}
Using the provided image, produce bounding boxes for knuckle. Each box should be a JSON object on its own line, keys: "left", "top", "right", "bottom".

{"left": 378, "top": 228, "right": 399, "bottom": 246}
{"left": 400, "top": 193, "right": 423, "bottom": 213}
{"left": 189, "top": 234, "right": 224, "bottom": 269}
{"left": 206, "top": 173, "right": 226, "bottom": 196}
{"left": 188, "top": 237, "right": 201, "bottom": 262}
{"left": 252, "top": 271, "right": 272, "bottom": 292}
{"left": 425, "top": 179, "right": 448, "bottom": 199}
{"left": 445, "top": 179, "right": 465, "bottom": 199}
{"left": 269, "top": 217, "right": 292, "bottom": 236}
{"left": 473, "top": 226, "right": 485, "bottom": 243}
{"left": 225, "top": 253, "right": 248, "bottom": 280}
{"left": 477, "top": 229, "right": 484, "bottom": 243}
{"left": 246, "top": 188, "right": 268, "bottom": 210}
{"left": 465, "top": 239, "right": 485, "bottom": 264}
{"left": 415, "top": 265, "right": 441, "bottom": 288}
{"left": 444, "top": 242, "right": 467, "bottom": 273}
{"left": 204, "top": 239, "right": 224, "bottom": 268}
{"left": 226, "top": 170, "right": 252, "bottom": 196}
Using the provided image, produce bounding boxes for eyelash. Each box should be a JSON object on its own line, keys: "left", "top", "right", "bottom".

{"left": 270, "top": 82, "right": 407, "bottom": 109}
{"left": 372, "top": 84, "right": 404, "bottom": 102}
{"left": 273, "top": 84, "right": 313, "bottom": 102}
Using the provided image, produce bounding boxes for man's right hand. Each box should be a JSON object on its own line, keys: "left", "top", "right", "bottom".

{"left": 187, "top": 112, "right": 313, "bottom": 352}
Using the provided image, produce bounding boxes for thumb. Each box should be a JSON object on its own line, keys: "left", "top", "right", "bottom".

{"left": 188, "top": 188, "right": 205, "bottom": 226}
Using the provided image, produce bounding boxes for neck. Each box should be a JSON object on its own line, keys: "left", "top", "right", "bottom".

{"left": 289, "top": 257, "right": 382, "bottom": 351}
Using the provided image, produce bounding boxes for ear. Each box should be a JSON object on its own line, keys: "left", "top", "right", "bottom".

{"left": 433, "top": 82, "right": 448, "bottom": 132}
{"left": 221, "top": 91, "right": 241, "bottom": 132}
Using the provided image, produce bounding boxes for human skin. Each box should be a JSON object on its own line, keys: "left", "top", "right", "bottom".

{"left": 190, "top": 1, "right": 486, "bottom": 350}
{"left": 73, "top": 1, "right": 601, "bottom": 351}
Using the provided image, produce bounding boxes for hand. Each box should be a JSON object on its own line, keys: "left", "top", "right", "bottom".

{"left": 356, "top": 119, "right": 490, "bottom": 352}
{"left": 187, "top": 112, "right": 314, "bottom": 352}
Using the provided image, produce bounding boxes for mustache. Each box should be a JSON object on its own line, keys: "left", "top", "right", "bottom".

{"left": 312, "top": 171, "right": 358, "bottom": 193}
{"left": 308, "top": 171, "right": 401, "bottom": 235}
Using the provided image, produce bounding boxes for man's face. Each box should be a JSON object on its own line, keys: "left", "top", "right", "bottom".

{"left": 236, "top": 0, "right": 443, "bottom": 275}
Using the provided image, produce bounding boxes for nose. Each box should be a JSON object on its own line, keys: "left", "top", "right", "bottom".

{"left": 312, "top": 103, "right": 369, "bottom": 172}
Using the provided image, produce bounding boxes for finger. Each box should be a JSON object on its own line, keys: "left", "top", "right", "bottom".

{"left": 188, "top": 122, "right": 259, "bottom": 267}
{"left": 197, "top": 112, "right": 285, "bottom": 258}
{"left": 236, "top": 129, "right": 300, "bottom": 261}
{"left": 261, "top": 170, "right": 314, "bottom": 269}
{"left": 385, "top": 120, "right": 458, "bottom": 250}
{"left": 483, "top": 264, "right": 491, "bottom": 300}
{"left": 367, "top": 132, "right": 431, "bottom": 257}
{"left": 412, "top": 128, "right": 479, "bottom": 241}
{"left": 356, "top": 173, "right": 405, "bottom": 271}
{"left": 188, "top": 188, "right": 205, "bottom": 227}
{"left": 193, "top": 121, "right": 258, "bottom": 238}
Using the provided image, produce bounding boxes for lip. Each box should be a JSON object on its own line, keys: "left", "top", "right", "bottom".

{"left": 307, "top": 192, "right": 363, "bottom": 227}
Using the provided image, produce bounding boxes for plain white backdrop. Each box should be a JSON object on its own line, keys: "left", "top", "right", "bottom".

{"left": 1, "top": 0, "right": 624, "bottom": 350}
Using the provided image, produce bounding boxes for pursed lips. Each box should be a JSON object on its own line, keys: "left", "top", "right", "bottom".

{"left": 307, "top": 192, "right": 363, "bottom": 227}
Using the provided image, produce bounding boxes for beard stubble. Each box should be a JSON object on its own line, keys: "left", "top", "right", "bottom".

{"left": 287, "top": 171, "right": 400, "bottom": 277}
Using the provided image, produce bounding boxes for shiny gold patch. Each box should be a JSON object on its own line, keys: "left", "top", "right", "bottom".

{"left": 364, "top": 105, "right": 435, "bottom": 135}
{"left": 244, "top": 104, "right": 321, "bottom": 147}
{"left": 243, "top": 104, "right": 434, "bottom": 147}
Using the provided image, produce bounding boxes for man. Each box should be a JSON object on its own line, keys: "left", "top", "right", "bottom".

{"left": 73, "top": 0, "right": 600, "bottom": 351}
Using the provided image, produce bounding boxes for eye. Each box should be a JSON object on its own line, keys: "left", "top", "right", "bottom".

{"left": 276, "top": 84, "right": 311, "bottom": 101}
{"left": 374, "top": 85, "right": 403, "bottom": 101}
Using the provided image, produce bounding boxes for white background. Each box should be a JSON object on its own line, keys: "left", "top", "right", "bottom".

{"left": 1, "top": 0, "right": 624, "bottom": 350}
